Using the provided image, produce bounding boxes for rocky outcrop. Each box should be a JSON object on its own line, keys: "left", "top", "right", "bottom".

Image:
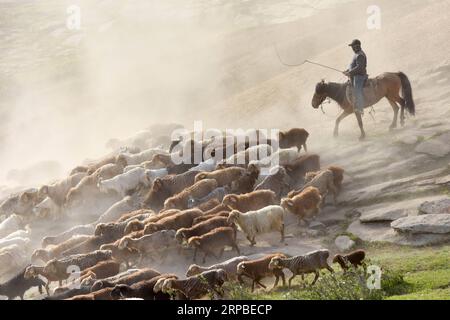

{"left": 419, "top": 199, "right": 450, "bottom": 215}
{"left": 391, "top": 214, "right": 450, "bottom": 234}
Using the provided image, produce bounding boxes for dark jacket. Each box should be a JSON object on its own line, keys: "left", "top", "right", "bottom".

{"left": 348, "top": 50, "right": 367, "bottom": 77}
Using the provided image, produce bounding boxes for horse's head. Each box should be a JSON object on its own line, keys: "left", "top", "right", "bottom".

{"left": 312, "top": 80, "right": 328, "bottom": 109}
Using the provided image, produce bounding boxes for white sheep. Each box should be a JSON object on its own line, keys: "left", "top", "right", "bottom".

{"left": 118, "top": 148, "right": 168, "bottom": 166}
{"left": 0, "top": 237, "right": 30, "bottom": 251}
{"left": 3, "top": 229, "right": 29, "bottom": 241}
{"left": 250, "top": 147, "right": 300, "bottom": 169}
{"left": 98, "top": 167, "right": 165, "bottom": 197}
{"left": 0, "top": 214, "right": 24, "bottom": 239}
{"left": 227, "top": 205, "right": 285, "bottom": 246}
{"left": 95, "top": 196, "right": 141, "bottom": 224}
{"left": 0, "top": 244, "right": 28, "bottom": 277}
{"left": 221, "top": 144, "right": 273, "bottom": 166}
{"left": 33, "top": 197, "right": 61, "bottom": 220}
{"left": 186, "top": 256, "right": 250, "bottom": 280}
{"left": 189, "top": 159, "right": 216, "bottom": 172}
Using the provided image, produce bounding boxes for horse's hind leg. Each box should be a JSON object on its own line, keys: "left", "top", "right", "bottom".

{"left": 355, "top": 113, "right": 366, "bottom": 140}
{"left": 388, "top": 99, "right": 399, "bottom": 130}
{"left": 334, "top": 110, "right": 351, "bottom": 137}
{"left": 397, "top": 97, "right": 406, "bottom": 126}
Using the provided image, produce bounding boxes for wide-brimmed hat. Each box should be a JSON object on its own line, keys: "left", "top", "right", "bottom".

{"left": 348, "top": 39, "right": 361, "bottom": 47}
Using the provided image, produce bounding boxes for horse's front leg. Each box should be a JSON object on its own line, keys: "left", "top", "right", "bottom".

{"left": 334, "top": 110, "right": 351, "bottom": 137}
{"left": 388, "top": 100, "right": 399, "bottom": 130}
{"left": 355, "top": 113, "right": 366, "bottom": 140}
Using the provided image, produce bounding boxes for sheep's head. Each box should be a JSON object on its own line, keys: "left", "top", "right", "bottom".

{"left": 118, "top": 237, "right": 130, "bottom": 250}
{"left": 215, "top": 269, "right": 228, "bottom": 284}
{"left": 236, "top": 262, "right": 246, "bottom": 275}
{"left": 222, "top": 195, "right": 238, "bottom": 209}
{"left": 281, "top": 198, "right": 294, "bottom": 212}
{"left": 227, "top": 210, "right": 241, "bottom": 224}
{"left": 116, "top": 155, "right": 128, "bottom": 168}
{"left": 154, "top": 275, "right": 177, "bottom": 293}
{"left": 90, "top": 280, "right": 104, "bottom": 292}
{"left": 38, "top": 185, "right": 49, "bottom": 198}
{"left": 195, "top": 173, "right": 208, "bottom": 182}
{"left": 186, "top": 264, "right": 201, "bottom": 277}
{"left": 111, "top": 284, "right": 131, "bottom": 300}
{"left": 187, "top": 237, "right": 201, "bottom": 248}
{"left": 175, "top": 229, "right": 186, "bottom": 243}
{"left": 24, "top": 266, "right": 37, "bottom": 279}
{"left": 31, "top": 249, "right": 49, "bottom": 264}
{"left": 144, "top": 223, "right": 158, "bottom": 235}
{"left": 125, "top": 220, "right": 143, "bottom": 234}
{"left": 332, "top": 254, "right": 342, "bottom": 264}
{"left": 94, "top": 223, "right": 107, "bottom": 236}
{"left": 268, "top": 257, "right": 282, "bottom": 270}
{"left": 161, "top": 279, "right": 174, "bottom": 293}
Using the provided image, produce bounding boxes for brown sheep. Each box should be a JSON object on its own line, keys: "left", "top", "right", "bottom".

{"left": 143, "top": 171, "right": 199, "bottom": 211}
{"left": 164, "top": 179, "right": 218, "bottom": 210}
{"left": 289, "top": 169, "right": 339, "bottom": 205}
{"left": 99, "top": 242, "right": 139, "bottom": 268}
{"left": 31, "top": 235, "right": 91, "bottom": 264}
{"left": 187, "top": 227, "right": 240, "bottom": 263}
{"left": 203, "top": 203, "right": 231, "bottom": 216}
{"left": 197, "top": 198, "right": 220, "bottom": 212}
{"left": 124, "top": 209, "right": 181, "bottom": 235}
{"left": 222, "top": 190, "right": 277, "bottom": 213}
{"left": 281, "top": 186, "right": 322, "bottom": 224}
{"left": 237, "top": 253, "right": 287, "bottom": 292}
{"left": 230, "top": 164, "right": 260, "bottom": 194}
{"left": 194, "top": 167, "right": 246, "bottom": 187}
{"left": 115, "top": 209, "right": 155, "bottom": 223}
{"left": 175, "top": 217, "right": 232, "bottom": 243}
{"left": 192, "top": 211, "right": 230, "bottom": 225}
{"left": 78, "top": 260, "right": 121, "bottom": 283}
{"left": 143, "top": 209, "right": 203, "bottom": 235}
{"left": 254, "top": 166, "right": 290, "bottom": 201}
{"left": 332, "top": 249, "right": 366, "bottom": 272}
{"left": 90, "top": 268, "right": 161, "bottom": 292}
{"left": 278, "top": 128, "right": 309, "bottom": 152}
{"left": 110, "top": 275, "right": 172, "bottom": 300}
{"left": 283, "top": 154, "right": 320, "bottom": 189}
{"left": 328, "top": 166, "right": 345, "bottom": 193}
{"left": 67, "top": 287, "right": 114, "bottom": 300}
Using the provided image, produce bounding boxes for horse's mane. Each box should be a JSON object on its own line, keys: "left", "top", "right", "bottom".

{"left": 325, "top": 82, "right": 348, "bottom": 105}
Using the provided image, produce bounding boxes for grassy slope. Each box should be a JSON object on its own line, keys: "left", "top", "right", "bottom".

{"left": 226, "top": 244, "right": 450, "bottom": 300}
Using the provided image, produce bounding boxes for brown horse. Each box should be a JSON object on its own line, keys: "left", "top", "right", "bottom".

{"left": 312, "top": 72, "right": 415, "bottom": 140}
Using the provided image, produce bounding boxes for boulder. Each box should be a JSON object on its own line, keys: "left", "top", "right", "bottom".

{"left": 360, "top": 208, "right": 409, "bottom": 223}
{"left": 391, "top": 214, "right": 450, "bottom": 234}
{"left": 419, "top": 199, "right": 450, "bottom": 215}
{"left": 335, "top": 235, "right": 355, "bottom": 251}
{"left": 309, "top": 221, "right": 326, "bottom": 231}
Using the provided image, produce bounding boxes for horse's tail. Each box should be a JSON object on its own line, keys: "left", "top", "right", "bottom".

{"left": 398, "top": 72, "right": 415, "bottom": 116}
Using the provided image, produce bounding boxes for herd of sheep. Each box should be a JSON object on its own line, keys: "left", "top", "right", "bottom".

{"left": 0, "top": 124, "right": 366, "bottom": 300}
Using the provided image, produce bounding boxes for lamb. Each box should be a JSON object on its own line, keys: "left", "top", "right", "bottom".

{"left": 98, "top": 167, "right": 167, "bottom": 197}
{"left": 162, "top": 269, "right": 228, "bottom": 299}
{"left": 254, "top": 166, "right": 291, "bottom": 201}
{"left": 124, "top": 209, "right": 180, "bottom": 235}
{"left": 278, "top": 128, "right": 309, "bottom": 152}
{"left": 187, "top": 227, "right": 240, "bottom": 263}
{"left": 32, "top": 235, "right": 91, "bottom": 263}
{"left": 228, "top": 206, "right": 285, "bottom": 245}
{"left": 41, "top": 224, "right": 95, "bottom": 248}
{"left": 289, "top": 169, "right": 339, "bottom": 205}
{"left": 116, "top": 148, "right": 168, "bottom": 166}
{"left": 110, "top": 275, "right": 172, "bottom": 300}
{"left": 268, "top": 249, "right": 334, "bottom": 287}
{"left": 118, "top": 230, "right": 178, "bottom": 262}
{"left": 284, "top": 154, "right": 321, "bottom": 189}
{"left": 175, "top": 217, "right": 232, "bottom": 244}
{"left": 90, "top": 268, "right": 161, "bottom": 292}
{"left": 281, "top": 186, "right": 322, "bottom": 224}
{"left": 222, "top": 190, "right": 277, "bottom": 213}
{"left": 332, "top": 249, "right": 366, "bottom": 272}
{"left": 164, "top": 179, "right": 219, "bottom": 210}
{"left": 143, "top": 171, "right": 199, "bottom": 211}
{"left": 186, "top": 256, "right": 249, "bottom": 280}
{"left": 96, "top": 197, "right": 145, "bottom": 224}
{"left": 194, "top": 167, "right": 246, "bottom": 187}
{"left": 236, "top": 254, "right": 287, "bottom": 292}
{"left": 38, "top": 172, "right": 87, "bottom": 207}
{"left": 42, "top": 250, "right": 113, "bottom": 283}
{"left": 143, "top": 209, "right": 203, "bottom": 234}
{"left": 0, "top": 214, "right": 24, "bottom": 239}
{"left": 0, "top": 267, "right": 46, "bottom": 300}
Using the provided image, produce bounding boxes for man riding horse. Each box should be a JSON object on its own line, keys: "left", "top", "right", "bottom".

{"left": 312, "top": 40, "right": 415, "bottom": 141}
{"left": 343, "top": 39, "right": 367, "bottom": 115}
